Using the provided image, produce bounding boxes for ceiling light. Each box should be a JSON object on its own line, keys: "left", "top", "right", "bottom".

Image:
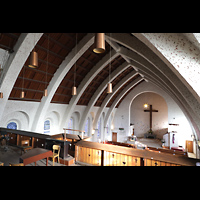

{"left": 20, "top": 91, "right": 25, "bottom": 98}
{"left": 72, "top": 34, "right": 78, "bottom": 96}
{"left": 44, "top": 89, "right": 48, "bottom": 97}
{"left": 93, "top": 33, "right": 105, "bottom": 54}
{"left": 44, "top": 34, "right": 49, "bottom": 97}
{"left": 107, "top": 83, "right": 112, "bottom": 93}
{"left": 107, "top": 34, "right": 112, "bottom": 94}
{"left": 72, "top": 86, "right": 77, "bottom": 96}
{"left": 28, "top": 51, "right": 38, "bottom": 68}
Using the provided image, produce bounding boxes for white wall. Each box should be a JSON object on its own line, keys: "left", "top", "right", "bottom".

{"left": 143, "top": 33, "right": 200, "bottom": 97}
{"left": 131, "top": 92, "right": 168, "bottom": 139}
{"left": 0, "top": 81, "right": 194, "bottom": 151}
{"left": 113, "top": 81, "right": 194, "bottom": 148}
{"left": 1, "top": 100, "right": 39, "bottom": 131}
{"left": 0, "top": 99, "right": 111, "bottom": 140}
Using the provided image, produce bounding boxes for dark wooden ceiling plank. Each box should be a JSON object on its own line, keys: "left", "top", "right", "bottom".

{"left": 36, "top": 44, "right": 64, "bottom": 60}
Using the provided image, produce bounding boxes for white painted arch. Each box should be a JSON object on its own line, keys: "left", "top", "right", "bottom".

{"left": 31, "top": 33, "right": 94, "bottom": 132}
{"left": 105, "top": 33, "right": 200, "bottom": 138}
{"left": 93, "top": 70, "right": 139, "bottom": 129}
{"left": 61, "top": 49, "right": 119, "bottom": 131}
{"left": 0, "top": 33, "right": 43, "bottom": 126}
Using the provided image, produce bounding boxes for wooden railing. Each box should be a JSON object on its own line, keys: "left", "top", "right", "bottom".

{"left": 75, "top": 140, "right": 200, "bottom": 166}
{"left": 0, "top": 127, "right": 70, "bottom": 159}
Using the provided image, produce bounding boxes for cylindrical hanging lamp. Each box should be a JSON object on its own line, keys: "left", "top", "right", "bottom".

{"left": 28, "top": 51, "right": 38, "bottom": 68}
{"left": 72, "top": 86, "right": 77, "bottom": 95}
{"left": 44, "top": 34, "right": 49, "bottom": 97}
{"left": 0, "top": 92, "right": 3, "bottom": 98}
{"left": 107, "top": 83, "right": 112, "bottom": 93}
{"left": 72, "top": 34, "right": 78, "bottom": 96}
{"left": 93, "top": 33, "right": 105, "bottom": 54}
{"left": 44, "top": 89, "right": 48, "bottom": 97}
{"left": 20, "top": 91, "right": 25, "bottom": 98}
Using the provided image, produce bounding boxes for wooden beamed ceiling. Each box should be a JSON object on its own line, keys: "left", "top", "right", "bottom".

{"left": 0, "top": 33, "right": 143, "bottom": 108}
{"left": 0, "top": 33, "right": 20, "bottom": 52}
{"left": 51, "top": 41, "right": 110, "bottom": 104}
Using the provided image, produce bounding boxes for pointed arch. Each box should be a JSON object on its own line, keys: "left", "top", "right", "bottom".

{"left": 31, "top": 33, "right": 94, "bottom": 132}
{"left": 0, "top": 33, "right": 43, "bottom": 125}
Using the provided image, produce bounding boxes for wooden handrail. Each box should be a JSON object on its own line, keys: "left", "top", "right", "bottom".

{"left": 63, "top": 128, "right": 85, "bottom": 133}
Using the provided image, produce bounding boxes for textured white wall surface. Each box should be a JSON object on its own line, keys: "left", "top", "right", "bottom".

{"left": 143, "top": 33, "right": 200, "bottom": 97}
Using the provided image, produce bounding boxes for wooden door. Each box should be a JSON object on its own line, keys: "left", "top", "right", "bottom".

{"left": 186, "top": 140, "right": 193, "bottom": 153}
{"left": 112, "top": 132, "right": 117, "bottom": 142}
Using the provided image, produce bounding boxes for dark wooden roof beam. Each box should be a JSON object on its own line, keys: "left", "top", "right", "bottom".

{"left": 38, "top": 58, "right": 59, "bottom": 69}
{"left": 97, "top": 73, "right": 107, "bottom": 80}
{"left": 80, "top": 55, "right": 96, "bottom": 66}
{"left": 81, "top": 90, "right": 95, "bottom": 95}
{"left": 43, "top": 33, "right": 71, "bottom": 52}
{"left": 72, "top": 72, "right": 85, "bottom": 78}
{"left": 53, "top": 92, "right": 71, "bottom": 97}
{"left": 63, "top": 33, "right": 74, "bottom": 41}
{"left": 58, "top": 85, "right": 73, "bottom": 90}
{"left": 9, "top": 97, "right": 41, "bottom": 102}
{"left": 3, "top": 33, "right": 19, "bottom": 40}
{"left": 75, "top": 63, "right": 88, "bottom": 71}
{"left": 13, "top": 87, "right": 44, "bottom": 93}
{"left": 36, "top": 44, "right": 64, "bottom": 60}
{"left": 79, "top": 96, "right": 92, "bottom": 101}
{"left": 17, "top": 76, "right": 49, "bottom": 85}
{"left": 24, "top": 65, "right": 54, "bottom": 77}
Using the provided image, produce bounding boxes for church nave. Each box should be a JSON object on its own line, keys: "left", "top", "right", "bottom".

{"left": 0, "top": 33, "right": 200, "bottom": 166}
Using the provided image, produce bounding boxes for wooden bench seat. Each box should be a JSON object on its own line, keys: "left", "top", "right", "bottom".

{"left": 146, "top": 146, "right": 187, "bottom": 157}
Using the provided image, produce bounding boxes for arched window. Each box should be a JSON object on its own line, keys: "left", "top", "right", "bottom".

{"left": 44, "top": 120, "right": 50, "bottom": 134}
{"left": 7, "top": 122, "right": 17, "bottom": 130}
{"left": 97, "top": 118, "right": 101, "bottom": 138}
{"left": 85, "top": 118, "right": 90, "bottom": 136}
{"left": 68, "top": 117, "right": 74, "bottom": 134}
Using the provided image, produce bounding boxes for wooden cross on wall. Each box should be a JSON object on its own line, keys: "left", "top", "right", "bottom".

{"left": 144, "top": 105, "right": 158, "bottom": 130}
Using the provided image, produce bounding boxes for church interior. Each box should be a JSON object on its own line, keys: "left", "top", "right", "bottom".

{"left": 0, "top": 33, "right": 200, "bottom": 166}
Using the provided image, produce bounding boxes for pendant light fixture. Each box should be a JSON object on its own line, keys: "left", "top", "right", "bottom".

{"left": 72, "top": 33, "right": 77, "bottom": 96}
{"left": 107, "top": 83, "right": 112, "bottom": 93}
{"left": 21, "top": 38, "right": 27, "bottom": 99}
{"left": 93, "top": 33, "right": 105, "bottom": 54}
{"left": 107, "top": 33, "right": 112, "bottom": 94}
{"left": 20, "top": 65, "right": 25, "bottom": 99}
{"left": 72, "top": 86, "right": 77, "bottom": 96}
{"left": 44, "top": 34, "right": 49, "bottom": 97}
{"left": 44, "top": 89, "right": 48, "bottom": 97}
{"left": 28, "top": 34, "right": 38, "bottom": 68}
{"left": 0, "top": 92, "right": 3, "bottom": 98}
{"left": 20, "top": 91, "right": 25, "bottom": 98}
{"left": 28, "top": 51, "right": 38, "bottom": 68}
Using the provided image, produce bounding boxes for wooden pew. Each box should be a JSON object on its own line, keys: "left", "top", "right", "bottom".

{"left": 75, "top": 140, "right": 200, "bottom": 166}
{"left": 146, "top": 146, "right": 188, "bottom": 157}
{"left": 105, "top": 141, "right": 136, "bottom": 148}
